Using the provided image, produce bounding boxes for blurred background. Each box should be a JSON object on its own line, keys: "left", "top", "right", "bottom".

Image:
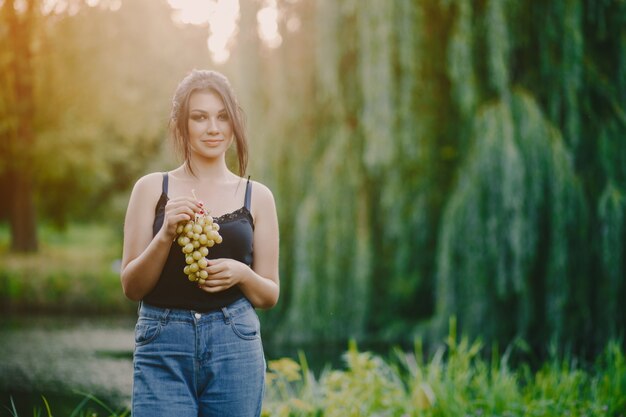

{"left": 1, "top": 0, "right": 625, "bottom": 414}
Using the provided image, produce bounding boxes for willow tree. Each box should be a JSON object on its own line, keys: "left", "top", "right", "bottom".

{"left": 436, "top": 91, "right": 585, "bottom": 349}
{"left": 228, "top": 0, "right": 625, "bottom": 352}
{"left": 267, "top": 0, "right": 373, "bottom": 343}
{"left": 435, "top": 0, "right": 625, "bottom": 351}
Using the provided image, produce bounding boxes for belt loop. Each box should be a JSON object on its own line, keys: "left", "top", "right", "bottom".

{"left": 161, "top": 308, "right": 170, "bottom": 324}
{"left": 137, "top": 300, "right": 142, "bottom": 316}
{"left": 221, "top": 306, "right": 230, "bottom": 324}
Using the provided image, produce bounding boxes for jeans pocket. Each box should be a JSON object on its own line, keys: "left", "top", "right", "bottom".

{"left": 230, "top": 309, "right": 260, "bottom": 340}
{"left": 135, "top": 318, "right": 162, "bottom": 346}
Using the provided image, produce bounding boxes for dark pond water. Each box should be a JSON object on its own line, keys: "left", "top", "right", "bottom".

{"left": 0, "top": 313, "right": 393, "bottom": 415}
{"left": 0, "top": 314, "right": 135, "bottom": 415}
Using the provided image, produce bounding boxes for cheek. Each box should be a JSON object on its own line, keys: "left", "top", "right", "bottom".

{"left": 188, "top": 121, "right": 204, "bottom": 137}
{"left": 221, "top": 121, "right": 234, "bottom": 136}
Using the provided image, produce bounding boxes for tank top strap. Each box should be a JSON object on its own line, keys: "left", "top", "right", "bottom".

{"left": 162, "top": 172, "right": 169, "bottom": 196}
{"left": 244, "top": 176, "right": 252, "bottom": 210}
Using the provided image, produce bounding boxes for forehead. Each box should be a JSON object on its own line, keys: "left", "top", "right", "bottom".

{"left": 188, "top": 89, "right": 225, "bottom": 111}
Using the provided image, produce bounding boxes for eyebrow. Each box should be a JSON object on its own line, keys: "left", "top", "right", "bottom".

{"left": 189, "top": 108, "right": 227, "bottom": 114}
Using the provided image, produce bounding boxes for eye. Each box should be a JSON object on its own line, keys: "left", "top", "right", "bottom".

{"left": 218, "top": 113, "right": 230, "bottom": 121}
{"left": 190, "top": 114, "right": 207, "bottom": 121}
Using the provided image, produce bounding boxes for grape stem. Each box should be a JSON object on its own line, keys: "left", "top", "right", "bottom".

{"left": 191, "top": 189, "right": 210, "bottom": 220}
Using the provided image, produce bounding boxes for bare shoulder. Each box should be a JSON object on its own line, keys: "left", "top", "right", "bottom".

{"left": 128, "top": 172, "right": 165, "bottom": 209}
{"left": 250, "top": 180, "right": 275, "bottom": 204}
{"left": 132, "top": 172, "right": 163, "bottom": 195}
{"left": 134, "top": 171, "right": 163, "bottom": 189}
{"left": 249, "top": 180, "right": 277, "bottom": 217}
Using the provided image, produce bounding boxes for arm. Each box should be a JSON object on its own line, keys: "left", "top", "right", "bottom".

{"left": 201, "top": 182, "right": 280, "bottom": 309}
{"left": 120, "top": 173, "right": 202, "bottom": 301}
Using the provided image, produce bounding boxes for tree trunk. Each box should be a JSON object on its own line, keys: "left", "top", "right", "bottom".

{"left": 9, "top": 170, "right": 38, "bottom": 252}
{"left": 3, "top": 0, "right": 38, "bottom": 252}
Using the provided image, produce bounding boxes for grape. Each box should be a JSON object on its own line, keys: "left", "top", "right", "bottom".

{"left": 174, "top": 193, "right": 223, "bottom": 283}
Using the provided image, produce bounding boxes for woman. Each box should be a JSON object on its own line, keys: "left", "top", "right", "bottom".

{"left": 121, "top": 69, "right": 279, "bottom": 417}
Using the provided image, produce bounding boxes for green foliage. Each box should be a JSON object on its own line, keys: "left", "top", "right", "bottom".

{"left": 436, "top": 90, "right": 585, "bottom": 346}
{"left": 1, "top": 0, "right": 212, "bottom": 227}
{"left": 0, "top": 223, "right": 134, "bottom": 314}
{"left": 264, "top": 326, "right": 626, "bottom": 417}
{"left": 252, "top": 0, "right": 626, "bottom": 353}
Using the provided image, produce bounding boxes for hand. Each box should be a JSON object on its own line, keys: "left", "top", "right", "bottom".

{"left": 198, "top": 258, "right": 250, "bottom": 293}
{"left": 161, "top": 196, "right": 203, "bottom": 240}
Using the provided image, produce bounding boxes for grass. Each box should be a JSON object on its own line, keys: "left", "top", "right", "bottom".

{"left": 0, "top": 223, "right": 135, "bottom": 314}
{"left": 3, "top": 392, "right": 130, "bottom": 417}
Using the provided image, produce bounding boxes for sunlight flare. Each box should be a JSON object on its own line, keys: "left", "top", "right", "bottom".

{"left": 168, "top": 0, "right": 240, "bottom": 64}
{"left": 257, "top": 0, "right": 282, "bottom": 48}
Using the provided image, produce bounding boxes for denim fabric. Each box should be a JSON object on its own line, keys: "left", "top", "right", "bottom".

{"left": 132, "top": 297, "right": 266, "bottom": 417}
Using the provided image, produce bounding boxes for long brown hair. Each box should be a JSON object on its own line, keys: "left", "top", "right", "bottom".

{"left": 169, "top": 69, "right": 248, "bottom": 177}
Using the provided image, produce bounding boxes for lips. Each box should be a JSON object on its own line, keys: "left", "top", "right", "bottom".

{"left": 201, "top": 139, "right": 223, "bottom": 146}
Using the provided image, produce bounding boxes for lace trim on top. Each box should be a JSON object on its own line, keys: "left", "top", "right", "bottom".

{"left": 212, "top": 206, "right": 254, "bottom": 229}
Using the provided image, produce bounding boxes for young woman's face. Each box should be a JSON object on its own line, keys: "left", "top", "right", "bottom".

{"left": 187, "top": 89, "right": 233, "bottom": 160}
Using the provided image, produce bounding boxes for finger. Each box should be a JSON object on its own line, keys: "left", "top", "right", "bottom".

{"left": 199, "top": 284, "right": 230, "bottom": 293}
{"left": 207, "top": 258, "right": 225, "bottom": 264}
{"left": 204, "top": 263, "right": 226, "bottom": 275}
{"left": 204, "top": 259, "right": 228, "bottom": 273}
{"left": 166, "top": 207, "right": 196, "bottom": 217}
{"left": 169, "top": 213, "right": 193, "bottom": 224}
{"left": 168, "top": 196, "right": 203, "bottom": 205}
{"left": 204, "top": 271, "right": 231, "bottom": 281}
{"left": 166, "top": 196, "right": 203, "bottom": 207}
{"left": 198, "top": 279, "right": 227, "bottom": 289}
{"left": 166, "top": 204, "right": 196, "bottom": 215}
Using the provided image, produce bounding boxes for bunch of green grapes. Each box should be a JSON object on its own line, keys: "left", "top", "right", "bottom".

{"left": 175, "top": 209, "right": 223, "bottom": 285}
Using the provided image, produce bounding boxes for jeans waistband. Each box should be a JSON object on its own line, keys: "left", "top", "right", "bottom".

{"left": 138, "top": 297, "right": 252, "bottom": 324}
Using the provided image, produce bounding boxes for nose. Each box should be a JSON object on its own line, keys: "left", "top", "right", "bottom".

{"left": 207, "top": 117, "right": 220, "bottom": 135}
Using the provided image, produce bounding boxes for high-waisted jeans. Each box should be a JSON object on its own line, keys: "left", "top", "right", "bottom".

{"left": 131, "top": 297, "right": 266, "bottom": 417}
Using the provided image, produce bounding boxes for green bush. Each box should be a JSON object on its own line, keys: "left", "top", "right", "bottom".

{"left": 263, "top": 320, "right": 626, "bottom": 417}
{"left": 0, "top": 223, "right": 134, "bottom": 314}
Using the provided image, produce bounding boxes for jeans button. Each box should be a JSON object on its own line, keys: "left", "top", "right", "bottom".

{"left": 194, "top": 313, "right": 201, "bottom": 319}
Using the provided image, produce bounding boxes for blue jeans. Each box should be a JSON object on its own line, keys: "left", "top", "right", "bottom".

{"left": 132, "top": 297, "right": 266, "bottom": 417}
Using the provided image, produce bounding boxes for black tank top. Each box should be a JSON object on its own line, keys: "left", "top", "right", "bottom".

{"left": 143, "top": 172, "right": 254, "bottom": 312}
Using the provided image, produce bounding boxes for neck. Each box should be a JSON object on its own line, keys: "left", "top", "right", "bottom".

{"left": 185, "top": 156, "right": 233, "bottom": 181}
